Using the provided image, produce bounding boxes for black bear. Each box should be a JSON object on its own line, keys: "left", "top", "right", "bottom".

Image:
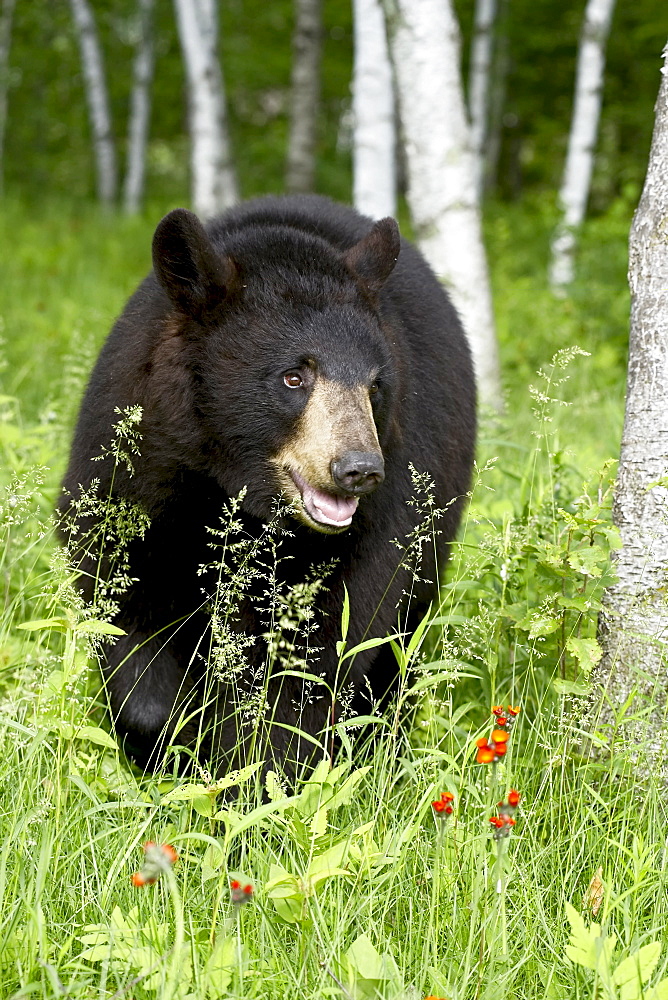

{"left": 60, "top": 195, "right": 476, "bottom": 776}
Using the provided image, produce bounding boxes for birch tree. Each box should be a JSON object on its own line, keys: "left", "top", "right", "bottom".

{"left": 352, "top": 0, "right": 396, "bottom": 220}
{"left": 468, "top": 0, "right": 497, "bottom": 201}
{"left": 0, "top": 0, "right": 16, "bottom": 194}
{"left": 286, "top": 0, "right": 322, "bottom": 193}
{"left": 173, "top": 0, "right": 238, "bottom": 217}
{"left": 595, "top": 45, "right": 668, "bottom": 730}
{"left": 549, "top": 0, "right": 616, "bottom": 291}
{"left": 124, "top": 0, "right": 155, "bottom": 214}
{"left": 382, "top": 0, "right": 502, "bottom": 409}
{"left": 69, "top": 0, "right": 118, "bottom": 205}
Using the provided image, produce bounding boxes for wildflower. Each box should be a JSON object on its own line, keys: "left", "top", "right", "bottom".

{"left": 475, "top": 728, "right": 509, "bottom": 763}
{"left": 489, "top": 814, "right": 516, "bottom": 840}
{"left": 490, "top": 789, "right": 521, "bottom": 841}
{"left": 230, "top": 879, "right": 254, "bottom": 906}
{"left": 492, "top": 704, "right": 521, "bottom": 730}
{"left": 131, "top": 842, "right": 178, "bottom": 886}
{"left": 431, "top": 791, "right": 454, "bottom": 817}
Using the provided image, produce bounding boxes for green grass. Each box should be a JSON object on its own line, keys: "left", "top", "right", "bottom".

{"left": 1, "top": 196, "right": 667, "bottom": 1000}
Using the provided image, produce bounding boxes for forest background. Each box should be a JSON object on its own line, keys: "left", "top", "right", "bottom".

{"left": 1, "top": 1, "right": 668, "bottom": 999}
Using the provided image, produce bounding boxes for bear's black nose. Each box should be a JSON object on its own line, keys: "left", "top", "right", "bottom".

{"left": 331, "top": 451, "right": 385, "bottom": 495}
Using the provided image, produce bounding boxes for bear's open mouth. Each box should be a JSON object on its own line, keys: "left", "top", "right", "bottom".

{"left": 289, "top": 467, "right": 358, "bottom": 529}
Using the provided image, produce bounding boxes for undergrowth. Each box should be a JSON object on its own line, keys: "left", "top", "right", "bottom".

{"left": 1, "top": 201, "right": 667, "bottom": 999}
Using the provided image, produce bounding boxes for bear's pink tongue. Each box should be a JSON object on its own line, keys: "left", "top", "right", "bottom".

{"left": 300, "top": 481, "right": 358, "bottom": 527}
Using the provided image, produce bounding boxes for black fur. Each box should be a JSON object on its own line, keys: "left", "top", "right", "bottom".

{"left": 59, "top": 195, "right": 476, "bottom": 776}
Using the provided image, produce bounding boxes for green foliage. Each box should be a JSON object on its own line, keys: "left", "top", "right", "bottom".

{"left": 2, "top": 200, "right": 668, "bottom": 999}
{"left": 565, "top": 901, "right": 668, "bottom": 1000}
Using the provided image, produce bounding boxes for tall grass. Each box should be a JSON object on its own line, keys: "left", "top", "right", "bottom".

{"left": 1, "top": 197, "right": 667, "bottom": 1000}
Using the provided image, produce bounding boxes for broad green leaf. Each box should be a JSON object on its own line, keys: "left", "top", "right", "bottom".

{"left": 310, "top": 805, "right": 328, "bottom": 837}
{"left": 75, "top": 619, "right": 127, "bottom": 636}
{"left": 552, "top": 678, "right": 591, "bottom": 697}
{"left": 203, "top": 934, "right": 235, "bottom": 998}
{"left": 214, "top": 796, "right": 295, "bottom": 836}
{"left": 162, "top": 762, "right": 263, "bottom": 803}
{"left": 201, "top": 842, "right": 225, "bottom": 882}
{"left": 346, "top": 933, "right": 384, "bottom": 980}
{"left": 17, "top": 617, "right": 69, "bottom": 632}
{"left": 341, "top": 634, "right": 399, "bottom": 660}
{"left": 324, "top": 766, "right": 372, "bottom": 812}
{"left": 568, "top": 545, "right": 608, "bottom": 578}
{"left": 647, "top": 979, "right": 668, "bottom": 1000}
{"left": 566, "top": 636, "right": 603, "bottom": 676}
{"left": 564, "top": 902, "right": 617, "bottom": 973}
{"left": 75, "top": 726, "right": 119, "bottom": 750}
{"left": 613, "top": 944, "right": 661, "bottom": 997}
{"left": 264, "top": 769, "right": 285, "bottom": 802}
{"left": 524, "top": 613, "right": 561, "bottom": 638}
{"left": 308, "top": 841, "right": 348, "bottom": 879}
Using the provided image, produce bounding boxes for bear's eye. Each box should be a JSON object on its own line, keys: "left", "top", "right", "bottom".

{"left": 284, "top": 371, "right": 304, "bottom": 389}
{"left": 369, "top": 382, "right": 379, "bottom": 395}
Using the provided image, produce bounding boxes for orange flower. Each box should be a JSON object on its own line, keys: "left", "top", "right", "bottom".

{"left": 230, "top": 879, "right": 254, "bottom": 905}
{"left": 131, "top": 842, "right": 178, "bottom": 887}
{"left": 507, "top": 789, "right": 521, "bottom": 808}
{"left": 431, "top": 791, "right": 455, "bottom": 816}
{"left": 475, "top": 740, "right": 497, "bottom": 763}
{"left": 476, "top": 731, "right": 508, "bottom": 763}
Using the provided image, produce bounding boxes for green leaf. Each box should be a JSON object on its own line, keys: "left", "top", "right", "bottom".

{"left": 17, "top": 617, "right": 69, "bottom": 632}
{"left": 214, "top": 796, "right": 295, "bottom": 836}
{"left": 201, "top": 842, "right": 225, "bottom": 882}
{"left": 264, "top": 770, "right": 285, "bottom": 802}
{"left": 613, "top": 943, "right": 661, "bottom": 998}
{"left": 324, "top": 766, "right": 372, "bottom": 812}
{"left": 346, "top": 933, "right": 384, "bottom": 980}
{"left": 162, "top": 762, "right": 263, "bottom": 803}
{"left": 75, "top": 726, "right": 119, "bottom": 750}
{"left": 341, "top": 634, "right": 399, "bottom": 660}
{"left": 203, "top": 935, "right": 235, "bottom": 998}
{"left": 75, "top": 619, "right": 127, "bottom": 636}
{"left": 564, "top": 902, "right": 617, "bottom": 974}
{"left": 515, "top": 611, "right": 560, "bottom": 637}
{"left": 308, "top": 841, "right": 348, "bottom": 880}
{"left": 568, "top": 545, "right": 608, "bottom": 578}
{"left": 552, "top": 678, "right": 592, "bottom": 697}
{"left": 566, "top": 636, "right": 603, "bottom": 676}
{"left": 341, "top": 584, "right": 350, "bottom": 644}
{"left": 647, "top": 979, "right": 668, "bottom": 1000}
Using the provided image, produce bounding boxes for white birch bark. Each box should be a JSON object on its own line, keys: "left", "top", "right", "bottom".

{"left": 382, "top": 0, "right": 502, "bottom": 409}
{"left": 124, "top": 0, "right": 155, "bottom": 215}
{"left": 286, "top": 0, "right": 322, "bottom": 193}
{"left": 352, "top": 0, "right": 396, "bottom": 220}
{"left": 69, "top": 0, "right": 118, "bottom": 205}
{"left": 173, "top": 0, "right": 238, "bottom": 218}
{"left": 0, "top": 0, "right": 16, "bottom": 194}
{"left": 468, "top": 0, "right": 497, "bottom": 201}
{"left": 549, "top": 0, "right": 616, "bottom": 291}
{"left": 596, "top": 45, "right": 668, "bottom": 731}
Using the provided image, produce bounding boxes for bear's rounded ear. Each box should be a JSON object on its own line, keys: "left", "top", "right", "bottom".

{"left": 343, "top": 217, "right": 401, "bottom": 295}
{"left": 152, "top": 208, "right": 238, "bottom": 319}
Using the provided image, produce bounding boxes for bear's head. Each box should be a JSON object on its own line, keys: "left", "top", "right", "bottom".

{"left": 151, "top": 207, "right": 402, "bottom": 533}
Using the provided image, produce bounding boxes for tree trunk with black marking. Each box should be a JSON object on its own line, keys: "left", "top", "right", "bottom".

{"left": 353, "top": 0, "right": 396, "bottom": 220}
{"left": 549, "top": 0, "right": 616, "bottom": 290}
{"left": 596, "top": 44, "right": 668, "bottom": 734}
{"left": 124, "top": 0, "right": 155, "bottom": 214}
{"left": 381, "top": 0, "right": 502, "bottom": 410}
{"left": 69, "top": 0, "right": 118, "bottom": 205}
{"left": 286, "top": 0, "right": 322, "bottom": 193}
{"left": 174, "top": 0, "right": 238, "bottom": 217}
